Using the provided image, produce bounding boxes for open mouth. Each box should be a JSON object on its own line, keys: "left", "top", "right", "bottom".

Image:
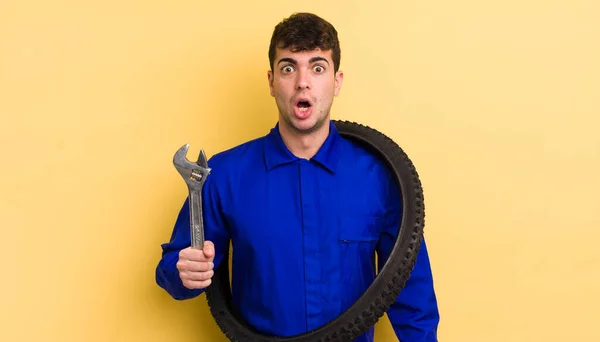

{"left": 295, "top": 99, "right": 312, "bottom": 112}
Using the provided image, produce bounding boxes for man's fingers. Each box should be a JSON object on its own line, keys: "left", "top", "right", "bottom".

{"left": 179, "top": 241, "right": 215, "bottom": 261}
{"left": 182, "top": 278, "right": 212, "bottom": 290}
{"left": 180, "top": 246, "right": 210, "bottom": 262}
{"left": 177, "top": 260, "right": 214, "bottom": 272}
{"left": 182, "top": 270, "right": 214, "bottom": 281}
{"left": 203, "top": 241, "right": 215, "bottom": 260}
{"left": 176, "top": 241, "right": 216, "bottom": 290}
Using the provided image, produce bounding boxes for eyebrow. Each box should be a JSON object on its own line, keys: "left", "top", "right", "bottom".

{"left": 277, "top": 57, "right": 330, "bottom": 66}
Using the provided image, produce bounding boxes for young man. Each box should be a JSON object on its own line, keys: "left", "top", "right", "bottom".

{"left": 156, "top": 12, "right": 439, "bottom": 341}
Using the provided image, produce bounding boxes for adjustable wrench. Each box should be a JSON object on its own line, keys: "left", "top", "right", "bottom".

{"left": 173, "top": 143, "right": 211, "bottom": 249}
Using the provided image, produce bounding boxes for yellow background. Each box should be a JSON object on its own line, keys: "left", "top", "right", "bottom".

{"left": 1, "top": 0, "right": 599, "bottom": 341}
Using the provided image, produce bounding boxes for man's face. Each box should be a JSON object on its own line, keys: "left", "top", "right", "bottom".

{"left": 268, "top": 47, "right": 343, "bottom": 135}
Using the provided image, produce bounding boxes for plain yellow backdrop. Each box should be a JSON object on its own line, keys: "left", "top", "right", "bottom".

{"left": 1, "top": 0, "right": 599, "bottom": 341}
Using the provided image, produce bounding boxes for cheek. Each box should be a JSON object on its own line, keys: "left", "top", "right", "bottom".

{"left": 274, "top": 85, "right": 292, "bottom": 100}
{"left": 272, "top": 81, "right": 285, "bottom": 94}
{"left": 320, "top": 83, "right": 336, "bottom": 99}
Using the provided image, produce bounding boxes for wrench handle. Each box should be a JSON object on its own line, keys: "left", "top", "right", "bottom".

{"left": 189, "top": 189, "right": 205, "bottom": 249}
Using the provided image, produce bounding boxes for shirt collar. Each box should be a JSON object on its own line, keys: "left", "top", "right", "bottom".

{"left": 263, "top": 120, "right": 342, "bottom": 173}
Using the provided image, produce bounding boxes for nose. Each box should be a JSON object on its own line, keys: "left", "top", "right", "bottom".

{"left": 295, "top": 70, "right": 310, "bottom": 90}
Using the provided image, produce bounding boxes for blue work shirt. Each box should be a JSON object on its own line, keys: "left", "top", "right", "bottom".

{"left": 156, "top": 121, "right": 439, "bottom": 341}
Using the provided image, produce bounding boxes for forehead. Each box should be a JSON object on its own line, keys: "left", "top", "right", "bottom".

{"left": 274, "top": 47, "right": 333, "bottom": 63}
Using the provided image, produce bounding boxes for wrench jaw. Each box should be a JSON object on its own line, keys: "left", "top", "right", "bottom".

{"left": 173, "top": 143, "right": 211, "bottom": 190}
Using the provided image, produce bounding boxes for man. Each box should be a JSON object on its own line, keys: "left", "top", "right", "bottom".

{"left": 156, "top": 12, "right": 439, "bottom": 341}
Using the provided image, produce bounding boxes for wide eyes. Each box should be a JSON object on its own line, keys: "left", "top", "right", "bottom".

{"left": 280, "top": 65, "right": 326, "bottom": 74}
{"left": 313, "top": 65, "right": 325, "bottom": 73}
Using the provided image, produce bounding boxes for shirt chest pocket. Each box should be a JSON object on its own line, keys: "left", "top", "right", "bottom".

{"left": 338, "top": 215, "right": 382, "bottom": 243}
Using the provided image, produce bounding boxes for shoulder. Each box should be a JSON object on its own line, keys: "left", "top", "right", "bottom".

{"left": 339, "top": 135, "right": 390, "bottom": 174}
{"left": 338, "top": 134, "right": 397, "bottom": 195}
{"left": 203, "top": 134, "right": 267, "bottom": 190}
{"left": 207, "top": 136, "right": 264, "bottom": 169}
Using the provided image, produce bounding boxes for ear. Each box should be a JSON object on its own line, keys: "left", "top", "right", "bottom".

{"left": 267, "top": 70, "right": 275, "bottom": 97}
{"left": 333, "top": 70, "right": 344, "bottom": 97}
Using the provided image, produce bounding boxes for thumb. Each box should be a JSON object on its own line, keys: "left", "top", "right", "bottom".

{"left": 203, "top": 240, "right": 215, "bottom": 261}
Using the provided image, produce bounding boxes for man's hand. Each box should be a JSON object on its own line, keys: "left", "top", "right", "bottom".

{"left": 177, "top": 241, "right": 215, "bottom": 289}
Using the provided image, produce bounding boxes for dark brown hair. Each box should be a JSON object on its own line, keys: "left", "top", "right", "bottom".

{"left": 268, "top": 13, "right": 341, "bottom": 72}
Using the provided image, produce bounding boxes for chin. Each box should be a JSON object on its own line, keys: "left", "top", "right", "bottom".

{"left": 280, "top": 110, "right": 327, "bottom": 135}
{"left": 293, "top": 118, "right": 326, "bottom": 135}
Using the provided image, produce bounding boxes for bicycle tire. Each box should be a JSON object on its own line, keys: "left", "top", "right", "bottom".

{"left": 205, "top": 120, "right": 425, "bottom": 342}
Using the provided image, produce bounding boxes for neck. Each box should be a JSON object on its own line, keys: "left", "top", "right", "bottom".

{"left": 278, "top": 121, "right": 330, "bottom": 160}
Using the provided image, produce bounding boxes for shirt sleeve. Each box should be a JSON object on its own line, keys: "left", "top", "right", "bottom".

{"left": 155, "top": 169, "right": 230, "bottom": 300}
{"left": 376, "top": 173, "right": 440, "bottom": 341}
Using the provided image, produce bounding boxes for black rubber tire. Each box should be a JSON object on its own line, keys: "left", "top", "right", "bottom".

{"left": 205, "top": 120, "right": 425, "bottom": 342}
